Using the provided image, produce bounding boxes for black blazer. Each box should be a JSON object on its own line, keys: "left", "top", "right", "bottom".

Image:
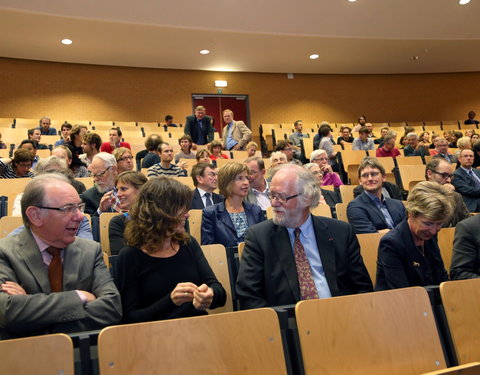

{"left": 201, "top": 201, "right": 264, "bottom": 248}
{"left": 452, "top": 167, "right": 480, "bottom": 213}
{"left": 184, "top": 115, "right": 214, "bottom": 145}
{"left": 375, "top": 220, "right": 448, "bottom": 291}
{"left": 347, "top": 192, "right": 406, "bottom": 234}
{"left": 236, "top": 215, "right": 373, "bottom": 309}
{"left": 190, "top": 188, "right": 224, "bottom": 210}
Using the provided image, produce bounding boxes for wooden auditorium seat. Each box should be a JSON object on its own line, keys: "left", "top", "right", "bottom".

{"left": 397, "top": 164, "right": 426, "bottom": 191}
{"left": 437, "top": 227, "right": 455, "bottom": 273}
{"left": 188, "top": 209, "right": 202, "bottom": 244}
{"left": 0, "top": 215, "right": 23, "bottom": 238}
{"left": 356, "top": 232, "right": 387, "bottom": 284}
{"left": 99, "top": 212, "right": 121, "bottom": 256}
{"left": 335, "top": 202, "right": 349, "bottom": 223}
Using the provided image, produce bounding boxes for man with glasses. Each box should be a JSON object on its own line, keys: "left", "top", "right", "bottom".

{"left": 347, "top": 157, "right": 406, "bottom": 234}
{"left": 244, "top": 156, "right": 271, "bottom": 211}
{"left": 190, "top": 163, "right": 223, "bottom": 209}
{"left": 81, "top": 152, "right": 120, "bottom": 215}
{"left": 236, "top": 164, "right": 372, "bottom": 309}
{"left": 0, "top": 174, "right": 121, "bottom": 339}
{"left": 185, "top": 105, "right": 215, "bottom": 147}
{"left": 275, "top": 140, "right": 302, "bottom": 165}
{"left": 0, "top": 148, "right": 34, "bottom": 178}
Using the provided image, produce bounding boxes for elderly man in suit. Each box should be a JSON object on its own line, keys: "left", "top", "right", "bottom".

{"left": 347, "top": 157, "right": 406, "bottom": 234}
{"left": 0, "top": 174, "right": 121, "bottom": 339}
{"left": 190, "top": 163, "right": 223, "bottom": 209}
{"left": 221, "top": 109, "right": 252, "bottom": 151}
{"left": 236, "top": 164, "right": 373, "bottom": 309}
{"left": 452, "top": 149, "right": 480, "bottom": 212}
{"left": 184, "top": 105, "right": 215, "bottom": 146}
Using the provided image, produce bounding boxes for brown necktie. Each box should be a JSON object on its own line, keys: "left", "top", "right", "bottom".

{"left": 46, "top": 246, "right": 63, "bottom": 292}
{"left": 294, "top": 228, "right": 319, "bottom": 300}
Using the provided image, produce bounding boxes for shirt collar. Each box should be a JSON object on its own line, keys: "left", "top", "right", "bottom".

{"left": 286, "top": 213, "right": 313, "bottom": 234}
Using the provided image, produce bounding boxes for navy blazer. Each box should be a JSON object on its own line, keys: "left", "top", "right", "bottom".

{"left": 190, "top": 188, "right": 224, "bottom": 210}
{"left": 375, "top": 220, "right": 448, "bottom": 291}
{"left": 184, "top": 115, "right": 214, "bottom": 145}
{"left": 347, "top": 192, "right": 406, "bottom": 234}
{"left": 452, "top": 167, "right": 480, "bottom": 213}
{"left": 201, "top": 201, "right": 264, "bottom": 248}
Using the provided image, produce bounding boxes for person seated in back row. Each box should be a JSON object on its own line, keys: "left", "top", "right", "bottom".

{"left": 352, "top": 127, "right": 375, "bottom": 151}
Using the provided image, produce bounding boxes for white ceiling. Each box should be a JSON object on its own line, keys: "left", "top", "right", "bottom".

{"left": 1, "top": 0, "right": 480, "bottom": 74}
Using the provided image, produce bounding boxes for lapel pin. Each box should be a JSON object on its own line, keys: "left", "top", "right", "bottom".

{"left": 413, "top": 261, "right": 420, "bottom": 267}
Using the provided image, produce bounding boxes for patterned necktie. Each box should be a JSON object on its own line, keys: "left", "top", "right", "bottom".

{"left": 46, "top": 246, "right": 63, "bottom": 292}
{"left": 205, "top": 192, "right": 213, "bottom": 207}
{"left": 294, "top": 228, "right": 319, "bottom": 300}
{"left": 468, "top": 169, "right": 480, "bottom": 188}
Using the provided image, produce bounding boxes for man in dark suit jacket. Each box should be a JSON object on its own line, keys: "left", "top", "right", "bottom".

{"left": 452, "top": 149, "right": 480, "bottom": 212}
{"left": 0, "top": 174, "right": 121, "bottom": 339}
{"left": 190, "top": 163, "right": 223, "bottom": 209}
{"left": 450, "top": 214, "right": 480, "bottom": 280}
{"left": 348, "top": 157, "right": 406, "bottom": 234}
{"left": 184, "top": 106, "right": 214, "bottom": 146}
{"left": 236, "top": 165, "right": 372, "bottom": 309}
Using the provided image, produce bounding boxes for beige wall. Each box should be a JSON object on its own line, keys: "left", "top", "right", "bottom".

{"left": 1, "top": 57, "right": 480, "bottom": 128}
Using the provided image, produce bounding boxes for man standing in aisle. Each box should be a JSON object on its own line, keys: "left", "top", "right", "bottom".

{"left": 185, "top": 106, "right": 215, "bottom": 147}
{"left": 221, "top": 109, "right": 251, "bottom": 151}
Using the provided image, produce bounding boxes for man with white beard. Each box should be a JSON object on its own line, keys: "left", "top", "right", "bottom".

{"left": 81, "top": 153, "right": 120, "bottom": 216}
{"left": 236, "top": 164, "right": 372, "bottom": 309}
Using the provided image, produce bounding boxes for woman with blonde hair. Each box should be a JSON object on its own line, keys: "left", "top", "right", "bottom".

{"left": 116, "top": 176, "right": 226, "bottom": 322}
{"left": 375, "top": 181, "right": 452, "bottom": 291}
{"left": 202, "top": 162, "right": 264, "bottom": 247}
{"left": 112, "top": 147, "right": 134, "bottom": 174}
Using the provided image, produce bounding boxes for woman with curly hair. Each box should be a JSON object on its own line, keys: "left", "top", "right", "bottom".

{"left": 115, "top": 176, "right": 226, "bottom": 323}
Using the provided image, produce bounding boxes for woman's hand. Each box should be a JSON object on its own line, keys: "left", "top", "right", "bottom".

{"left": 320, "top": 164, "right": 333, "bottom": 174}
{"left": 193, "top": 283, "right": 214, "bottom": 311}
{"left": 170, "top": 282, "right": 198, "bottom": 306}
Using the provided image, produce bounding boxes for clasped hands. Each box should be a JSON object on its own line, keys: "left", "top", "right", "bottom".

{"left": 170, "top": 282, "right": 213, "bottom": 311}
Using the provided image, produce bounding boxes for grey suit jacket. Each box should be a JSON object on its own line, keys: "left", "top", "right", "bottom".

{"left": 222, "top": 121, "right": 252, "bottom": 150}
{"left": 452, "top": 167, "right": 480, "bottom": 213}
{"left": 450, "top": 214, "right": 480, "bottom": 280}
{"left": 0, "top": 229, "right": 121, "bottom": 339}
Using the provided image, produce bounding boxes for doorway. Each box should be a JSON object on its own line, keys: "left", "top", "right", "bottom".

{"left": 191, "top": 94, "right": 250, "bottom": 134}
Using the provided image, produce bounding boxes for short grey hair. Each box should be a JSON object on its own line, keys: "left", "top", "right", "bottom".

{"left": 303, "top": 163, "right": 317, "bottom": 171}
{"left": 92, "top": 152, "right": 117, "bottom": 167}
{"left": 272, "top": 164, "right": 320, "bottom": 208}
{"left": 21, "top": 174, "right": 70, "bottom": 228}
{"left": 310, "top": 149, "right": 327, "bottom": 161}
{"left": 33, "top": 156, "right": 68, "bottom": 175}
{"left": 406, "top": 132, "right": 418, "bottom": 140}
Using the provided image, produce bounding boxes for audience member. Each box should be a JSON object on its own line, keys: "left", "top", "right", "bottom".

{"left": 28, "top": 128, "right": 49, "bottom": 150}
{"left": 450, "top": 214, "right": 480, "bottom": 280}
{"left": 184, "top": 105, "right": 214, "bottom": 147}
{"left": 431, "top": 138, "right": 456, "bottom": 162}
{"left": 174, "top": 134, "right": 196, "bottom": 164}
{"left": 464, "top": 129, "right": 475, "bottom": 139}
{"left": 190, "top": 163, "right": 223, "bottom": 209}
{"left": 303, "top": 163, "right": 341, "bottom": 212}
{"left": 448, "top": 131, "right": 463, "bottom": 148}
{"left": 452, "top": 149, "right": 480, "bottom": 212}
{"left": 244, "top": 156, "right": 271, "bottom": 211}
{"left": 276, "top": 139, "right": 301, "bottom": 165}
{"left": 164, "top": 114, "right": 177, "bottom": 127}
{"left": 429, "top": 134, "right": 439, "bottom": 149}
{"left": 113, "top": 147, "right": 134, "bottom": 174}
{"left": 310, "top": 149, "right": 343, "bottom": 188}
{"left": 19, "top": 140, "right": 39, "bottom": 169}
{"left": 246, "top": 141, "right": 259, "bottom": 157}
{"left": 375, "top": 133, "right": 400, "bottom": 158}
{"left": 0, "top": 149, "right": 34, "bottom": 178}
{"left": 116, "top": 177, "right": 226, "bottom": 323}
{"left": 52, "top": 145, "right": 89, "bottom": 178}
{"left": 267, "top": 151, "right": 288, "bottom": 179}
{"left": 347, "top": 157, "right": 406, "bottom": 234}
{"left": 140, "top": 133, "right": 162, "bottom": 169}
{"left": 352, "top": 115, "right": 367, "bottom": 133}
{"left": 375, "top": 181, "right": 451, "bottom": 291}
{"left": 196, "top": 149, "right": 211, "bottom": 164}
{"left": 82, "top": 152, "right": 120, "bottom": 215}
{"left": 202, "top": 162, "right": 264, "bottom": 247}
{"left": 100, "top": 127, "right": 131, "bottom": 153}
{"left": 315, "top": 124, "right": 337, "bottom": 166}
{"left": 38, "top": 116, "right": 57, "bottom": 135}
{"left": 454, "top": 136, "right": 472, "bottom": 158}
{"left": 0, "top": 174, "right": 121, "bottom": 339}
{"left": 425, "top": 158, "right": 469, "bottom": 227}
{"left": 222, "top": 109, "right": 252, "bottom": 151}
{"left": 403, "top": 133, "right": 429, "bottom": 157}
{"left": 236, "top": 164, "right": 373, "bottom": 309}
{"left": 80, "top": 132, "right": 102, "bottom": 167}
{"left": 147, "top": 142, "right": 187, "bottom": 178}
{"left": 374, "top": 127, "right": 389, "bottom": 145}
{"left": 0, "top": 132, "right": 6, "bottom": 149}
{"left": 399, "top": 135, "right": 408, "bottom": 149}
{"left": 465, "top": 110, "right": 479, "bottom": 125}
{"left": 419, "top": 131, "right": 431, "bottom": 146}
{"left": 54, "top": 122, "right": 72, "bottom": 147}
{"left": 289, "top": 120, "right": 308, "bottom": 158}
{"left": 108, "top": 171, "right": 148, "bottom": 255}
{"left": 65, "top": 125, "right": 88, "bottom": 175}
{"left": 208, "top": 140, "right": 230, "bottom": 160}
{"left": 352, "top": 127, "right": 375, "bottom": 151}
{"left": 337, "top": 126, "right": 354, "bottom": 146}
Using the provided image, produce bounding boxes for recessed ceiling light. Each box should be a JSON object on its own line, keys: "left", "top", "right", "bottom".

{"left": 200, "top": 49, "right": 210, "bottom": 55}
{"left": 61, "top": 39, "right": 72, "bottom": 45}
{"left": 348, "top": 0, "right": 357, "bottom": 2}
{"left": 459, "top": 0, "right": 470, "bottom": 4}
{"left": 410, "top": 56, "right": 419, "bottom": 61}
{"left": 309, "top": 54, "right": 319, "bottom": 60}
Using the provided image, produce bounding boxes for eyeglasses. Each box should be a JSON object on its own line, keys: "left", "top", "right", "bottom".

{"left": 432, "top": 171, "right": 453, "bottom": 180}
{"left": 268, "top": 192, "right": 301, "bottom": 203}
{"left": 360, "top": 171, "right": 381, "bottom": 179}
{"left": 36, "top": 203, "right": 85, "bottom": 214}
{"left": 118, "top": 156, "right": 133, "bottom": 162}
{"left": 91, "top": 165, "right": 111, "bottom": 178}
{"left": 312, "top": 157, "right": 328, "bottom": 162}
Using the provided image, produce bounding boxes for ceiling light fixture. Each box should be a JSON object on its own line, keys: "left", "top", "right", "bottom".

{"left": 200, "top": 49, "right": 210, "bottom": 55}
{"left": 410, "top": 56, "right": 419, "bottom": 61}
{"left": 348, "top": 0, "right": 357, "bottom": 2}
{"left": 309, "top": 54, "right": 319, "bottom": 60}
{"left": 459, "top": 0, "right": 470, "bottom": 4}
{"left": 61, "top": 39, "right": 72, "bottom": 45}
